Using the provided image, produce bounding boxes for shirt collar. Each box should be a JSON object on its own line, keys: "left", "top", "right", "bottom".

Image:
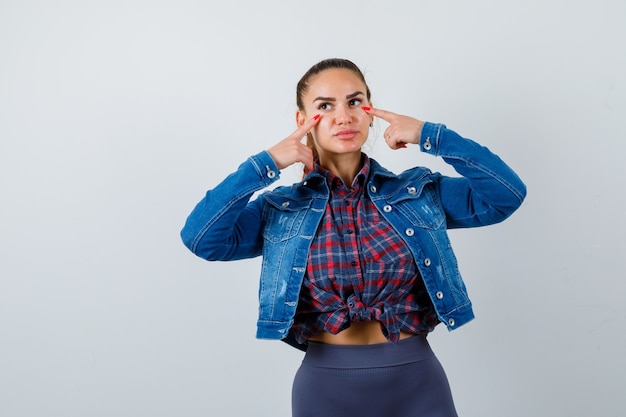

{"left": 314, "top": 154, "right": 371, "bottom": 190}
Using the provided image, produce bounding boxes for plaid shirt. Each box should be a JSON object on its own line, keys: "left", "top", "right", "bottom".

{"left": 292, "top": 156, "right": 439, "bottom": 344}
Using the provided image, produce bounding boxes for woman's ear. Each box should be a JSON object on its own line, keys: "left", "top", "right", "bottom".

{"left": 296, "top": 110, "right": 306, "bottom": 128}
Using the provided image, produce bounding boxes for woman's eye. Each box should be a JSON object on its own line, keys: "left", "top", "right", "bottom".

{"left": 318, "top": 103, "right": 332, "bottom": 110}
{"left": 349, "top": 98, "right": 362, "bottom": 106}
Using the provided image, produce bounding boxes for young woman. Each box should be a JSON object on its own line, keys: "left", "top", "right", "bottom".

{"left": 181, "top": 58, "right": 526, "bottom": 417}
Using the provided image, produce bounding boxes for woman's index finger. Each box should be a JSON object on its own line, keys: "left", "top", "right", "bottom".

{"left": 304, "top": 113, "right": 321, "bottom": 129}
{"left": 365, "top": 107, "right": 396, "bottom": 122}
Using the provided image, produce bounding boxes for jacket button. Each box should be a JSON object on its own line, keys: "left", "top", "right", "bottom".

{"left": 423, "top": 138, "right": 432, "bottom": 151}
{"left": 424, "top": 258, "right": 431, "bottom": 266}
{"left": 281, "top": 202, "right": 290, "bottom": 208}
{"left": 383, "top": 205, "right": 392, "bottom": 212}
{"left": 448, "top": 318, "right": 455, "bottom": 327}
{"left": 369, "top": 185, "right": 377, "bottom": 193}
{"left": 405, "top": 228, "right": 414, "bottom": 236}
{"left": 267, "top": 170, "right": 276, "bottom": 179}
{"left": 436, "top": 291, "right": 444, "bottom": 299}
{"left": 407, "top": 186, "right": 417, "bottom": 194}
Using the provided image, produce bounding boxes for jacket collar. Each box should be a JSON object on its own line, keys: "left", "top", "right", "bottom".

{"left": 368, "top": 157, "right": 398, "bottom": 180}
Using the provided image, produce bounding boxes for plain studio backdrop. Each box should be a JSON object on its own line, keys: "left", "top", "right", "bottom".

{"left": 1, "top": 1, "right": 624, "bottom": 416}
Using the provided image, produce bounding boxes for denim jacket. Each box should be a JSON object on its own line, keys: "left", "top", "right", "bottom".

{"left": 181, "top": 122, "right": 526, "bottom": 350}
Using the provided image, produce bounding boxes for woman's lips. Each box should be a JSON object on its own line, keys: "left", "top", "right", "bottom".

{"left": 334, "top": 129, "right": 358, "bottom": 139}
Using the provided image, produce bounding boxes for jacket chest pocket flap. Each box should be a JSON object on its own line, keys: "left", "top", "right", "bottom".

{"left": 385, "top": 178, "right": 445, "bottom": 230}
{"left": 262, "top": 194, "right": 312, "bottom": 243}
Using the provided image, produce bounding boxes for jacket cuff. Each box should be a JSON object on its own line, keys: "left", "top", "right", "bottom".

{"left": 419, "top": 122, "right": 446, "bottom": 155}
{"left": 248, "top": 150, "right": 280, "bottom": 185}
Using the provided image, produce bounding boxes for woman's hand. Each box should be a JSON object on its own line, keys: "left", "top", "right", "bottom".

{"left": 363, "top": 107, "right": 424, "bottom": 150}
{"left": 267, "top": 114, "right": 321, "bottom": 172}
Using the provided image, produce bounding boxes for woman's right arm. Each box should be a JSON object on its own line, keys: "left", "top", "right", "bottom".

{"left": 180, "top": 114, "right": 321, "bottom": 261}
{"left": 180, "top": 151, "right": 279, "bottom": 261}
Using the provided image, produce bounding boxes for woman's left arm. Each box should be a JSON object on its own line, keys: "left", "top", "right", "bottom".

{"left": 365, "top": 107, "right": 527, "bottom": 228}
{"left": 419, "top": 122, "right": 527, "bottom": 228}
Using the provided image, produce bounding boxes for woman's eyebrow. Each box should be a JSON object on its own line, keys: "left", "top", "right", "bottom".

{"left": 313, "top": 91, "right": 365, "bottom": 102}
{"left": 346, "top": 91, "right": 365, "bottom": 99}
{"left": 313, "top": 96, "right": 335, "bottom": 102}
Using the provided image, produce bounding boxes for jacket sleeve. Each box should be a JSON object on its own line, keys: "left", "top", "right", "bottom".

{"left": 420, "top": 122, "right": 527, "bottom": 228}
{"left": 180, "top": 151, "right": 280, "bottom": 261}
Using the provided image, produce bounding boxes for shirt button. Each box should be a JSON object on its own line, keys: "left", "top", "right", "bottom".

{"left": 423, "top": 138, "right": 432, "bottom": 151}
{"left": 369, "top": 185, "right": 377, "bottom": 193}
{"left": 346, "top": 229, "right": 354, "bottom": 234}
{"left": 351, "top": 261, "right": 357, "bottom": 266}
{"left": 383, "top": 205, "right": 392, "bottom": 212}
{"left": 448, "top": 318, "right": 455, "bottom": 327}
{"left": 281, "top": 202, "right": 290, "bottom": 208}
{"left": 436, "top": 291, "right": 444, "bottom": 300}
{"left": 407, "top": 186, "right": 417, "bottom": 194}
{"left": 424, "top": 258, "right": 431, "bottom": 266}
{"left": 405, "top": 228, "right": 414, "bottom": 236}
{"left": 267, "top": 170, "right": 276, "bottom": 179}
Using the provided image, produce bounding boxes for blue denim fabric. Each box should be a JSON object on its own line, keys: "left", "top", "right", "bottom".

{"left": 181, "top": 122, "right": 526, "bottom": 349}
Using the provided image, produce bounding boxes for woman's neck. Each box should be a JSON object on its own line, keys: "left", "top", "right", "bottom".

{"left": 318, "top": 152, "right": 363, "bottom": 186}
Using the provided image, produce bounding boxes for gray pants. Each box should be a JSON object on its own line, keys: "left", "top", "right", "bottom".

{"left": 292, "top": 335, "right": 458, "bottom": 417}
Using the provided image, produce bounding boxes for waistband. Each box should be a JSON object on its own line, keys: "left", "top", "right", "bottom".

{"left": 302, "top": 335, "right": 434, "bottom": 369}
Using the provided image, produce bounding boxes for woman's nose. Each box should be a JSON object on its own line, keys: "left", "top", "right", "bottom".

{"left": 334, "top": 105, "right": 352, "bottom": 124}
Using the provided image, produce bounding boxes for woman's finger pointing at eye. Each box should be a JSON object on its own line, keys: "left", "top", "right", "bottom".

{"left": 296, "top": 114, "right": 321, "bottom": 138}
{"left": 362, "top": 106, "right": 397, "bottom": 123}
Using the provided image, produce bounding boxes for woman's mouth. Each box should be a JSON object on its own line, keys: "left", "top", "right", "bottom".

{"left": 334, "top": 129, "right": 359, "bottom": 139}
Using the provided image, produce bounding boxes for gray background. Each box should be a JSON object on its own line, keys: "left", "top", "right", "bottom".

{"left": 1, "top": 0, "right": 625, "bottom": 416}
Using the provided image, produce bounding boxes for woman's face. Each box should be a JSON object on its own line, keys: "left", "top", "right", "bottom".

{"left": 298, "top": 68, "right": 372, "bottom": 159}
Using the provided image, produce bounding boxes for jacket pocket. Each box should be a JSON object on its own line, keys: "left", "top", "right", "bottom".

{"left": 386, "top": 179, "right": 445, "bottom": 230}
{"left": 262, "top": 194, "right": 312, "bottom": 243}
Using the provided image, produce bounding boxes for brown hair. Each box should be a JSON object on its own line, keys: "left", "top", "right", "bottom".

{"left": 296, "top": 58, "right": 372, "bottom": 161}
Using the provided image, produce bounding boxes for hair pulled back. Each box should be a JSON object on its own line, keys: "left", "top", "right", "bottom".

{"left": 296, "top": 58, "right": 372, "bottom": 162}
